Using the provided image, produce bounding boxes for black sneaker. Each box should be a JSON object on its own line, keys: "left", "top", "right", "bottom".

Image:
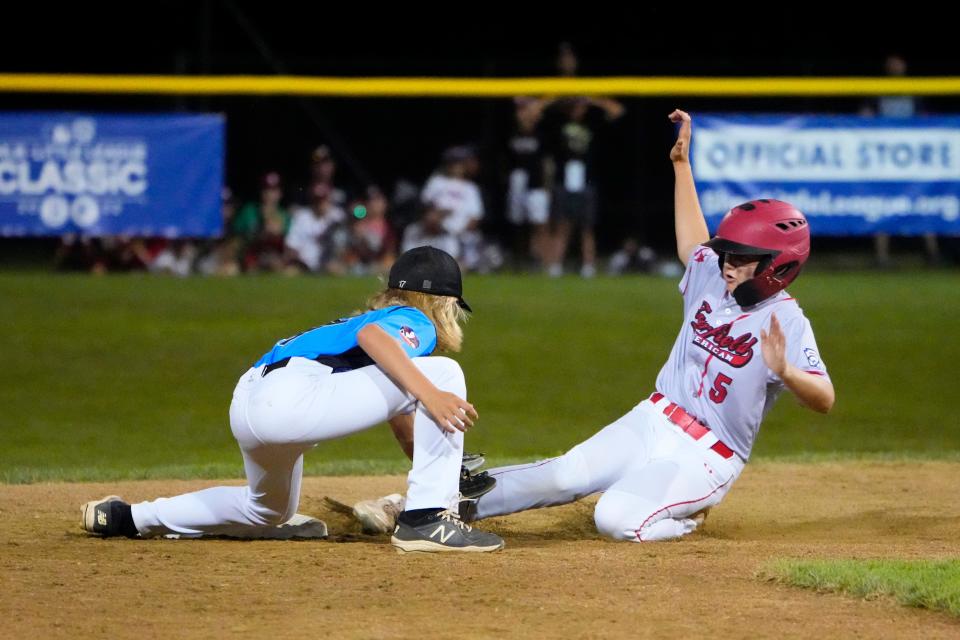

{"left": 80, "top": 495, "right": 131, "bottom": 537}
{"left": 459, "top": 468, "right": 496, "bottom": 500}
{"left": 391, "top": 509, "right": 504, "bottom": 553}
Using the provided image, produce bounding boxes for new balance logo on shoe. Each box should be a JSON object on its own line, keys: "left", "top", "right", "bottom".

{"left": 429, "top": 524, "right": 455, "bottom": 544}
{"left": 81, "top": 495, "right": 129, "bottom": 538}
{"left": 391, "top": 508, "right": 504, "bottom": 553}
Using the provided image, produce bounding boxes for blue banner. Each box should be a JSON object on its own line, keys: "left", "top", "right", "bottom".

{"left": 0, "top": 113, "right": 224, "bottom": 237}
{"left": 692, "top": 115, "right": 960, "bottom": 236}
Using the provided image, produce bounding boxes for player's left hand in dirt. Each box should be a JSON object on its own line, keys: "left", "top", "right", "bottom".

{"left": 669, "top": 109, "right": 692, "bottom": 163}
{"left": 761, "top": 313, "right": 788, "bottom": 377}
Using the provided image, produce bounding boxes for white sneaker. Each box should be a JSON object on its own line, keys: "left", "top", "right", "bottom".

{"left": 580, "top": 263, "right": 597, "bottom": 278}
{"left": 353, "top": 493, "right": 405, "bottom": 535}
{"left": 547, "top": 263, "right": 563, "bottom": 278}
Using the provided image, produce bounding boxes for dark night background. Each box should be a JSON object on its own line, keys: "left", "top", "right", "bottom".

{"left": 1, "top": 5, "right": 957, "bottom": 255}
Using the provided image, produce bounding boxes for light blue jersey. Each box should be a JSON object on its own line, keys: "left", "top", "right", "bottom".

{"left": 254, "top": 306, "right": 437, "bottom": 372}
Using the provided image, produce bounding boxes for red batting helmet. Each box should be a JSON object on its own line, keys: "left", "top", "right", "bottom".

{"left": 702, "top": 199, "right": 810, "bottom": 306}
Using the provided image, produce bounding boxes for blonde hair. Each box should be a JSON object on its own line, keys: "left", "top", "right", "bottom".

{"left": 367, "top": 288, "right": 467, "bottom": 352}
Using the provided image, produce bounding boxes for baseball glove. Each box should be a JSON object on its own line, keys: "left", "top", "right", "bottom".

{"left": 460, "top": 466, "right": 496, "bottom": 500}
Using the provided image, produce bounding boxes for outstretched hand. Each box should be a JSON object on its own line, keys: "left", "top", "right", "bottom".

{"left": 669, "top": 109, "right": 692, "bottom": 163}
{"left": 761, "top": 313, "right": 788, "bottom": 377}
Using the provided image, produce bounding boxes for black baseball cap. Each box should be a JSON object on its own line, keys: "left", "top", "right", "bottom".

{"left": 388, "top": 246, "right": 472, "bottom": 312}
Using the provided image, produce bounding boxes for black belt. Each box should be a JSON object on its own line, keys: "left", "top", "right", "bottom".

{"left": 261, "top": 356, "right": 344, "bottom": 377}
{"left": 261, "top": 357, "right": 291, "bottom": 377}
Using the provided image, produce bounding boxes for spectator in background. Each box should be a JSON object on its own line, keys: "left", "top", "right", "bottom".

{"left": 284, "top": 181, "right": 348, "bottom": 274}
{"left": 401, "top": 203, "right": 460, "bottom": 260}
{"left": 544, "top": 43, "right": 625, "bottom": 278}
{"left": 54, "top": 233, "right": 102, "bottom": 272}
{"left": 860, "top": 55, "right": 923, "bottom": 119}
{"left": 196, "top": 186, "right": 241, "bottom": 276}
{"left": 95, "top": 235, "right": 154, "bottom": 274}
{"left": 57, "top": 233, "right": 197, "bottom": 278}
{"left": 506, "top": 97, "right": 553, "bottom": 269}
{"left": 233, "top": 171, "right": 291, "bottom": 272}
{"left": 386, "top": 178, "right": 423, "bottom": 239}
{"left": 309, "top": 145, "right": 348, "bottom": 209}
{"left": 557, "top": 41, "right": 578, "bottom": 77}
{"left": 458, "top": 145, "right": 503, "bottom": 272}
{"left": 422, "top": 146, "right": 484, "bottom": 237}
{"left": 347, "top": 186, "right": 396, "bottom": 274}
{"left": 606, "top": 237, "right": 657, "bottom": 275}
{"left": 421, "top": 146, "right": 486, "bottom": 269}
{"left": 861, "top": 54, "right": 941, "bottom": 267}
{"left": 150, "top": 239, "right": 197, "bottom": 277}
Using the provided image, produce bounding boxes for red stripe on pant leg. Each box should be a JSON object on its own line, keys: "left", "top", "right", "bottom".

{"left": 489, "top": 457, "right": 558, "bottom": 479}
{"left": 633, "top": 478, "right": 732, "bottom": 542}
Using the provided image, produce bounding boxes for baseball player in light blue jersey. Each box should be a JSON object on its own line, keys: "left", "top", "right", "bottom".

{"left": 361, "top": 110, "right": 836, "bottom": 542}
{"left": 81, "top": 246, "right": 504, "bottom": 553}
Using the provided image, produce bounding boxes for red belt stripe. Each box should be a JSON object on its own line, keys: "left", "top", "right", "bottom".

{"left": 649, "top": 392, "right": 735, "bottom": 460}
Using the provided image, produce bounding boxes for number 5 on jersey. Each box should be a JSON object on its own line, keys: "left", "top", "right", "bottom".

{"left": 709, "top": 373, "right": 733, "bottom": 404}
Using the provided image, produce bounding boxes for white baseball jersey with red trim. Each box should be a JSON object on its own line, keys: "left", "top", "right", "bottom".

{"left": 654, "top": 246, "right": 829, "bottom": 460}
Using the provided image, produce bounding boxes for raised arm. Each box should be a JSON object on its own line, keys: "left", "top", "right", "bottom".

{"left": 669, "top": 109, "right": 710, "bottom": 266}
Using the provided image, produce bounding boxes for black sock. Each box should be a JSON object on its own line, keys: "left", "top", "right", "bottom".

{"left": 112, "top": 502, "right": 140, "bottom": 538}
{"left": 398, "top": 508, "right": 443, "bottom": 527}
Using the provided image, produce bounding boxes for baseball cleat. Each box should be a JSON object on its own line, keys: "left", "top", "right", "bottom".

{"left": 459, "top": 467, "right": 496, "bottom": 500}
{"left": 461, "top": 452, "right": 486, "bottom": 473}
{"left": 352, "top": 493, "right": 405, "bottom": 535}
{"left": 391, "top": 509, "right": 504, "bottom": 554}
{"left": 80, "top": 495, "right": 129, "bottom": 537}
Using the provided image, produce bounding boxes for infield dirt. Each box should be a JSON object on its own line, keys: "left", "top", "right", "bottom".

{"left": 3, "top": 461, "right": 958, "bottom": 639}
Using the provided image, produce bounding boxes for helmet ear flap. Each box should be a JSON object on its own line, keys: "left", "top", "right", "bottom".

{"left": 773, "top": 261, "right": 799, "bottom": 278}
{"left": 755, "top": 254, "right": 774, "bottom": 276}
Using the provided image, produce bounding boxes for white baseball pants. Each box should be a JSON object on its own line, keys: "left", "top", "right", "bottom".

{"left": 131, "top": 356, "right": 465, "bottom": 537}
{"left": 476, "top": 397, "right": 744, "bottom": 542}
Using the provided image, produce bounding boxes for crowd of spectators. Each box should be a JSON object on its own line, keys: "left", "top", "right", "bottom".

{"left": 54, "top": 43, "right": 654, "bottom": 278}
{"left": 52, "top": 47, "right": 956, "bottom": 277}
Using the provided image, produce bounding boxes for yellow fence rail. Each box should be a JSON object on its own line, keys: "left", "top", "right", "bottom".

{"left": 2, "top": 74, "right": 960, "bottom": 97}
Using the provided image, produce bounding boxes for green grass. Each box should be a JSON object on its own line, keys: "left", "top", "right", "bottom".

{"left": 761, "top": 558, "right": 960, "bottom": 617}
{"left": 1, "top": 271, "right": 958, "bottom": 483}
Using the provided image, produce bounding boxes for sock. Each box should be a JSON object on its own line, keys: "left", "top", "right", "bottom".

{"left": 112, "top": 502, "right": 140, "bottom": 538}
{"left": 397, "top": 507, "right": 443, "bottom": 527}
